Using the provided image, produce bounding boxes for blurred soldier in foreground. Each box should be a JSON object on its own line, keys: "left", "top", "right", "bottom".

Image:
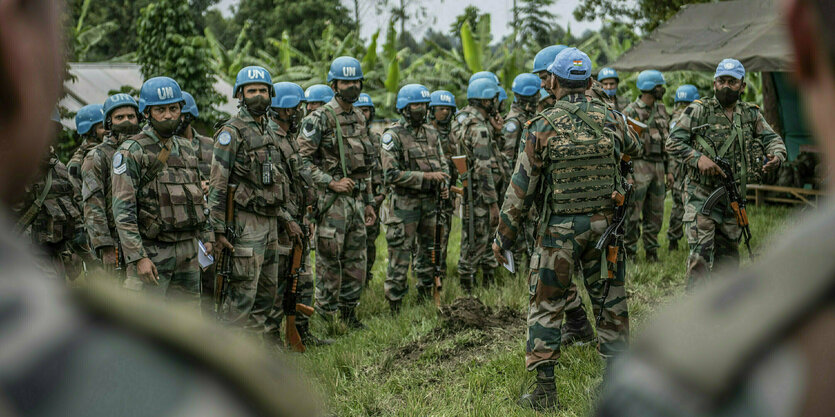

{"left": 597, "top": 68, "right": 629, "bottom": 112}
{"left": 68, "top": 103, "right": 106, "bottom": 199}
{"left": 667, "top": 59, "right": 785, "bottom": 288}
{"left": 595, "top": 1, "right": 834, "bottom": 415}
{"left": 82, "top": 93, "right": 142, "bottom": 276}
{"left": 354, "top": 93, "right": 385, "bottom": 288}
{"left": 381, "top": 84, "right": 450, "bottom": 312}
{"left": 0, "top": 1, "right": 320, "bottom": 415}
{"left": 493, "top": 47, "right": 634, "bottom": 411}
{"left": 666, "top": 84, "right": 700, "bottom": 252}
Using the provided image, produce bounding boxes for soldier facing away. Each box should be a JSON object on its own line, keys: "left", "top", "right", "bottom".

{"left": 667, "top": 59, "right": 785, "bottom": 288}
{"left": 381, "top": 84, "right": 450, "bottom": 313}
{"left": 68, "top": 103, "right": 106, "bottom": 200}
{"left": 493, "top": 47, "right": 636, "bottom": 411}
{"left": 666, "top": 84, "right": 700, "bottom": 252}
{"left": 297, "top": 56, "right": 377, "bottom": 329}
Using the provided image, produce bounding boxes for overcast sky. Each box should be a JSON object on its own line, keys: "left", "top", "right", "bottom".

{"left": 212, "top": 0, "right": 605, "bottom": 42}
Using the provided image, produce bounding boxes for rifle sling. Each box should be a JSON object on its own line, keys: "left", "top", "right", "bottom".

{"left": 139, "top": 137, "right": 173, "bottom": 191}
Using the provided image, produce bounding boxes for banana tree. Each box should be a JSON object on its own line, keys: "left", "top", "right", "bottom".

{"left": 71, "top": 0, "right": 117, "bottom": 62}
{"left": 205, "top": 21, "right": 254, "bottom": 83}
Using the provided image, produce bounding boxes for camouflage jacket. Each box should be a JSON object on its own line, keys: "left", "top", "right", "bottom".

{"left": 381, "top": 118, "right": 449, "bottom": 195}
{"left": 268, "top": 119, "right": 315, "bottom": 221}
{"left": 67, "top": 138, "right": 100, "bottom": 201}
{"left": 367, "top": 128, "right": 385, "bottom": 199}
{"left": 297, "top": 98, "right": 375, "bottom": 206}
{"left": 208, "top": 110, "right": 294, "bottom": 233}
{"left": 495, "top": 93, "right": 639, "bottom": 250}
{"left": 191, "top": 127, "right": 214, "bottom": 179}
{"left": 112, "top": 126, "right": 212, "bottom": 264}
{"left": 667, "top": 97, "right": 786, "bottom": 191}
{"left": 624, "top": 98, "right": 670, "bottom": 167}
{"left": 450, "top": 105, "right": 501, "bottom": 205}
{"left": 13, "top": 152, "right": 83, "bottom": 245}
{"left": 81, "top": 133, "right": 125, "bottom": 251}
{"left": 502, "top": 103, "right": 533, "bottom": 170}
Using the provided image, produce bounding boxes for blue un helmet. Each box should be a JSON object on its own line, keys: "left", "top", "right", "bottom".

{"left": 636, "top": 70, "right": 666, "bottom": 91}
{"left": 181, "top": 92, "right": 199, "bottom": 118}
{"left": 532, "top": 45, "right": 568, "bottom": 73}
{"left": 469, "top": 71, "right": 500, "bottom": 86}
{"left": 396, "top": 84, "right": 431, "bottom": 111}
{"left": 597, "top": 67, "right": 619, "bottom": 82}
{"left": 103, "top": 93, "right": 139, "bottom": 128}
{"left": 139, "top": 76, "right": 184, "bottom": 113}
{"left": 498, "top": 86, "right": 508, "bottom": 102}
{"left": 547, "top": 47, "right": 592, "bottom": 81}
{"left": 75, "top": 104, "right": 104, "bottom": 136}
{"left": 354, "top": 93, "right": 374, "bottom": 108}
{"left": 327, "top": 56, "right": 364, "bottom": 82}
{"left": 429, "top": 90, "right": 457, "bottom": 110}
{"left": 467, "top": 78, "right": 500, "bottom": 100}
{"left": 305, "top": 84, "right": 334, "bottom": 103}
{"left": 234, "top": 66, "right": 274, "bottom": 97}
{"left": 271, "top": 82, "right": 304, "bottom": 109}
{"left": 511, "top": 73, "right": 540, "bottom": 97}
{"left": 675, "top": 84, "right": 700, "bottom": 103}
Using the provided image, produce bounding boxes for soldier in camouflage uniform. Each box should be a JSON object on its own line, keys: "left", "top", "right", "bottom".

{"left": 623, "top": 70, "right": 672, "bottom": 261}
{"left": 81, "top": 94, "right": 142, "bottom": 275}
{"left": 452, "top": 77, "right": 503, "bottom": 291}
{"left": 382, "top": 84, "right": 450, "bottom": 313}
{"left": 297, "top": 56, "right": 377, "bottom": 329}
{"left": 666, "top": 84, "right": 700, "bottom": 252}
{"left": 354, "top": 93, "right": 385, "bottom": 288}
{"left": 667, "top": 59, "right": 785, "bottom": 289}
{"left": 210, "top": 67, "right": 301, "bottom": 332}
{"left": 597, "top": 68, "right": 630, "bottom": 112}
{"left": 429, "top": 90, "right": 459, "bottom": 283}
{"left": 304, "top": 84, "right": 334, "bottom": 115}
{"left": 493, "top": 48, "right": 635, "bottom": 411}
{"left": 265, "top": 81, "right": 332, "bottom": 346}
{"left": 113, "top": 77, "right": 213, "bottom": 308}
{"left": 67, "top": 104, "right": 105, "bottom": 200}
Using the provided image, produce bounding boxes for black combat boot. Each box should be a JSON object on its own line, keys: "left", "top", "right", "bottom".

{"left": 668, "top": 239, "right": 679, "bottom": 251}
{"left": 561, "top": 307, "right": 595, "bottom": 346}
{"left": 518, "top": 365, "right": 558, "bottom": 410}
{"left": 389, "top": 299, "right": 402, "bottom": 315}
{"left": 645, "top": 250, "right": 658, "bottom": 262}
{"left": 296, "top": 322, "right": 333, "bottom": 346}
{"left": 339, "top": 307, "right": 367, "bottom": 330}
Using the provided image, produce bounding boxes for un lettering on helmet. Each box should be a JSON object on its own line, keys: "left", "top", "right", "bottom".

{"left": 441, "top": 95, "right": 452, "bottom": 103}
{"left": 157, "top": 87, "right": 174, "bottom": 100}
{"left": 248, "top": 68, "right": 266, "bottom": 79}
{"left": 342, "top": 66, "right": 357, "bottom": 77}
{"left": 421, "top": 90, "right": 430, "bottom": 98}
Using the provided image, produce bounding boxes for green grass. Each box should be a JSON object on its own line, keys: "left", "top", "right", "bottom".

{"left": 290, "top": 198, "right": 796, "bottom": 416}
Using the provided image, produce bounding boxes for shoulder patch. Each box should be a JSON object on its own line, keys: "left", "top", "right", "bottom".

{"left": 113, "top": 153, "right": 126, "bottom": 175}
{"left": 457, "top": 114, "right": 467, "bottom": 124}
{"left": 506, "top": 121, "right": 518, "bottom": 133}
{"left": 218, "top": 131, "right": 232, "bottom": 146}
{"left": 302, "top": 123, "right": 317, "bottom": 138}
{"left": 382, "top": 133, "right": 394, "bottom": 151}
{"left": 684, "top": 107, "right": 694, "bottom": 116}
{"left": 670, "top": 121, "right": 677, "bottom": 130}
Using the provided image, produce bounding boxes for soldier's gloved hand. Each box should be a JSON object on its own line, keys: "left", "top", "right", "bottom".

{"left": 492, "top": 240, "right": 507, "bottom": 264}
{"left": 136, "top": 257, "right": 159, "bottom": 286}
{"left": 328, "top": 178, "right": 355, "bottom": 194}
{"left": 215, "top": 233, "right": 234, "bottom": 259}
{"left": 763, "top": 154, "right": 781, "bottom": 172}
{"left": 489, "top": 203, "right": 500, "bottom": 228}
{"left": 697, "top": 155, "right": 726, "bottom": 177}
{"left": 364, "top": 205, "right": 376, "bottom": 227}
{"left": 100, "top": 246, "right": 118, "bottom": 270}
{"left": 286, "top": 220, "right": 303, "bottom": 245}
{"left": 665, "top": 173, "right": 674, "bottom": 189}
{"left": 424, "top": 172, "right": 450, "bottom": 183}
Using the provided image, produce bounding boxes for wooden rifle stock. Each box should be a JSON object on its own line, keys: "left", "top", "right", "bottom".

{"left": 285, "top": 241, "right": 306, "bottom": 353}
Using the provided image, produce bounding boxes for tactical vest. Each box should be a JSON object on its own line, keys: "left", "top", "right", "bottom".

{"left": 321, "top": 105, "right": 376, "bottom": 180}
{"left": 689, "top": 99, "right": 765, "bottom": 190}
{"left": 541, "top": 100, "right": 618, "bottom": 215}
{"left": 24, "top": 159, "right": 82, "bottom": 244}
{"left": 193, "top": 132, "right": 214, "bottom": 179}
{"left": 131, "top": 134, "right": 207, "bottom": 239}
{"left": 388, "top": 122, "right": 445, "bottom": 195}
{"left": 272, "top": 125, "right": 305, "bottom": 218}
{"left": 225, "top": 118, "right": 289, "bottom": 217}
{"left": 455, "top": 108, "right": 504, "bottom": 191}
{"left": 639, "top": 102, "right": 669, "bottom": 160}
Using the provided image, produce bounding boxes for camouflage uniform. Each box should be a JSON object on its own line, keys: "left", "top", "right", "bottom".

{"left": 209, "top": 109, "right": 294, "bottom": 331}
{"left": 381, "top": 118, "right": 449, "bottom": 301}
{"left": 502, "top": 102, "right": 535, "bottom": 264}
{"left": 496, "top": 93, "right": 635, "bottom": 370}
{"left": 81, "top": 133, "right": 126, "bottom": 267}
{"left": 67, "top": 138, "right": 100, "bottom": 201}
{"left": 451, "top": 105, "right": 501, "bottom": 288}
{"left": 667, "top": 97, "right": 785, "bottom": 287}
{"left": 436, "top": 121, "right": 458, "bottom": 281}
{"left": 113, "top": 125, "right": 212, "bottom": 308}
{"left": 623, "top": 98, "right": 670, "bottom": 258}
{"left": 611, "top": 94, "right": 630, "bottom": 112}
{"left": 366, "top": 127, "right": 384, "bottom": 286}
{"left": 191, "top": 127, "right": 214, "bottom": 178}
{"left": 297, "top": 98, "right": 375, "bottom": 317}
{"left": 13, "top": 151, "right": 86, "bottom": 279}
{"left": 666, "top": 105, "right": 688, "bottom": 245}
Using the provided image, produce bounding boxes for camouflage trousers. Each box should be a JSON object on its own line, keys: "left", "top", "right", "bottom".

{"left": 314, "top": 192, "right": 367, "bottom": 316}
{"left": 384, "top": 194, "right": 439, "bottom": 301}
{"left": 667, "top": 162, "right": 686, "bottom": 243}
{"left": 458, "top": 200, "right": 498, "bottom": 285}
{"left": 365, "top": 207, "right": 381, "bottom": 284}
{"left": 123, "top": 238, "right": 201, "bottom": 309}
{"left": 683, "top": 184, "right": 742, "bottom": 290}
{"left": 439, "top": 206, "right": 454, "bottom": 279}
{"left": 625, "top": 159, "right": 666, "bottom": 256}
{"left": 222, "top": 209, "right": 281, "bottom": 333}
{"left": 526, "top": 212, "right": 629, "bottom": 371}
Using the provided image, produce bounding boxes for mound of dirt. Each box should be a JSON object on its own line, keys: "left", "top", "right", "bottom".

{"left": 440, "top": 297, "right": 524, "bottom": 331}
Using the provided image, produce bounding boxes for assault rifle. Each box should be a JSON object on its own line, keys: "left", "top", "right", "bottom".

{"left": 450, "top": 155, "right": 474, "bottom": 248}
{"left": 431, "top": 182, "right": 447, "bottom": 308}
{"left": 214, "top": 183, "right": 238, "bottom": 317}
{"left": 284, "top": 236, "right": 314, "bottom": 352}
{"left": 700, "top": 156, "right": 754, "bottom": 258}
{"left": 594, "top": 156, "right": 633, "bottom": 325}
